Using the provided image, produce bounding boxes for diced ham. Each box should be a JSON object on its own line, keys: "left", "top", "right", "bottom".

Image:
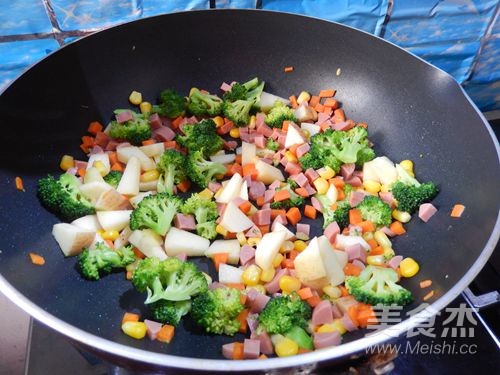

{"left": 144, "top": 319, "right": 163, "bottom": 340}
{"left": 304, "top": 168, "right": 320, "bottom": 183}
{"left": 311, "top": 196, "right": 323, "bottom": 213}
{"left": 254, "top": 134, "right": 266, "bottom": 148}
{"left": 255, "top": 112, "right": 265, "bottom": 127}
{"left": 315, "top": 112, "right": 330, "bottom": 125}
{"left": 74, "top": 160, "right": 88, "bottom": 170}
{"left": 222, "top": 343, "right": 235, "bottom": 360}
{"left": 246, "top": 313, "right": 259, "bottom": 333}
{"left": 223, "top": 140, "right": 238, "bottom": 151}
{"left": 175, "top": 253, "right": 187, "bottom": 262}
{"left": 116, "top": 110, "right": 133, "bottom": 123}
{"left": 272, "top": 214, "right": 287, "bottom": 227}
{"left": 232, "top": 197, "right": 247, "bottom": 208}
{"left": 208, "top": 181, "right": 222, "bottom": 193}
{"left": 341, "top": 314, "right": 358, "bottom": 332}
{"left": 264, "top": 190, "right": 275, "bottom": 203}
{"left": 250, "top": 293, "right": 270, "bottom": 313}
{"left": 345, "top": 176, "right": 362, "bottom": 187}
{"left": 388, "top": 255, "right": 403, "bottom": 270}
{"left": 379, "top": 192, "right": 394, "bottom": 208}
{"left": 217, "top": 121, "right": 233, "bottom": 135}
{"left": 380, "top": 226, "right": 396, "bottom": 237}
{"left": 340, "top": 163, "right": 355, "bottom": 180}
{"left": 245, "top": 226, "right": 262, "bottom": 238}
{"left": 332, "top": 119, "right": 355, "bottom": 131}
{"left": 335, "top": 296, "right": 358, "bottom": 314}
{"left": 352, "top": 170, "right": 363, "bottom": 179}
{"left": 160, "top": 116, "right": 172, "bottom": 128}
{"left": 216, "top": 203, "right": 226, "bottom": 217}
{"left": 240, "top": 244, "right": 256, "bottom": 266}
{"left": 269, "top": 180, "right": 281, "bottom": 190}
{"left": 419, "top": 203, "right": 438, "bottom": 222}
{"left": 352, "top": 259, "right": 366, "bottom": 270}
{"left": 314, "top": 331, "right": 341, "bottom": 349}
{"left": 270, "top": 128, "right": 281, "bottom": 140}
{"left": 264, "top": 268, "right": 289, "bottom": 294}
{"left": 295, "top": 143, "right": 310, "bottom": 158}
{"left": 174, "top": 213, "right": 196, "bottom": 231}
{"left": 296, "top": 223, "right": 310, "bottom": 237}
{"left": 250, "top": 330, "right": 274, "bottom": 355}
{"left": 66, "top": 167, "right": 77, "bottom": 175}
{"left": 220, "top": 82, "right": 232, "bottom": 92}
{"left": 285, "top": 162, "right": 302, "bottom": 175}
{"left": 105, "top": 140, "right": 119, "bottom": 151}
{"left": 249, "top": 181, "right": 266, "bottom": 201}
{"left": 349, "top": 190, "right": 367, "bottom": 207}
{"left": 289, "top": 173, "right": 308, "bottom": 187}
{"left": 261, "top": 203, "right": 271, "bottom": 210}
{"left": 312, "top": 300, "right": 334, "bottom": 325}
{"left": 331, "top": 303, "right": 342, "bottom": 319}
{"left": 277, "top": 135, "right": 287, "bottom": 146}
{"left": 116, "top": 142, "right": 132, "bottom": 149}
{"left": 149, "top": 113, "right": 162, "bottom": 129}
{"left": 90, "top": 145, "right": 104, "bottom": 155}
{"left": 280, "top": 156, "right": 289, "bottom": 167}
{"left": 94, "top": 131, "right": 110, "bottom": 148}
{"left": 256, "top": 123, "right": 273, "bottom": 138}
{"left": 252, "top": 209, "right": 271, "bottom": 226}
{"left": 243, "top": 339, "right": 261, "bottom": 359}
{"left": 345, "top": 243, "right": 366, "bottom": 262}
{"left": 240, "top": 131, "right": 255, "bottom": 143}
{"left": 324, "top": 222, "right": 340, "bottom": 244}
{"left": 154, "top": 126, "right": 176, "bottom": 141}
{"left": 303, "top": 182, "right": 317, "bottom": 196}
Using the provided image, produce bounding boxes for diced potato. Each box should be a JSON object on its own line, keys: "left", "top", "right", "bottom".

{"left": 239, "top": 181, "right": 248, "bottom": 201}
{"left": 284, "top": 123, "right": 307, "bottom": 148}
{"left": 216, "top": 173, "right": 243, "bottom": 204}
{"left": 206, "top": 239, "right": 241, "bottom": 264}
{"left": 84, "top": 167, "right": 105, "bottom": 184}
{"left": 241, "top": 142, "right": 256, "bottom": 166}
{"left": 210, "top": 153, "right": 236, "bottom": 164}
{"left": 272, "top": 222, "right": 295, "bottom": 240}
{"left": 362, "top": 156, "right": 397, "bottom": 186}
{"left": 258, "top": 91, "right": 290, "bottom": 112}
{"left": 334, "top": 234, "right": 370, "bottom": 251}
{"left": 219, "top": 201, "right": 254, "bottom": 233}
{"left": 71, "top": 215, "right": 102, "bottom": 231}
{"left": 255, "top": 159, "right": 284, "bottom": 185}
{"left": 255, "top": 231, "right": 287, "bottom": 270}
{"left": 139, "top": 143, "right": 165, "bottom": 158}
{"left": 128, "top": 229, "right": 166, "bottom": 260}
{"left": 52, "top": 223, "right": 95, "bottom": 257}
{"left": 294, "top": 237, "right": 329, "bottom": 289}
{"left": 129, "top": 192, "right": 153, "bottom": 208}
{"left": 117, "top": 146, "right": 156, "bottom": 171}
{"left": 139, "top": 180, "right": 158, "bottom": 192}
{"left": 301, "top": 122, "right": 321, "bottom": 137}
{"left": 218, "top": 263, "right": 244, "bottom": 284}
{"left": 164, "top": 227, "right": 210, "bottom": 257}
{"left": 87, "top": 153, "right": 110, "bottom": 175}
{"left": 96, "top": 210, "right": 132, "bottom": 232}
{"left": 317, "top": 236, "right": 345, "bottom": 286}
{"left": 117, "top": 156, "right": 141, "bottom": 196}
{"left": 95, "top": 188, "right": 129, "bottom": 211}
{"left": 80, "top": 181, "right": 113, "bottom": 204}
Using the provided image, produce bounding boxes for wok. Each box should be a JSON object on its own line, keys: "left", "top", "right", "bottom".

{"left": 0, "top": 9, "right": 499, "bottom": 374}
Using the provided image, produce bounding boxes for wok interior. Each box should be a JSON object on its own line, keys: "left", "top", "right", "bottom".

{"left": 0, "top": 10, "right": 498, "bottom": 360}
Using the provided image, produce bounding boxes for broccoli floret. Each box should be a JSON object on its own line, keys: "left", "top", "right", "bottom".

{"left": 176, "top": 119, "right": 224, "bottom": 157}
{"left": 195, "top": 221, "right": 217, "bottom": 240}
{"left": 357, "top": 196, "right": 392, "bottom": 227}
{"left": 322, "top": 200, "right": 351, "bottom": 229}
{"left": 156, "top": 149, "right": 187, "bottom": 194}
{"left": 270, "top": 184, "right": 304, "bottom": 210}
{"left": 187, "top": 88, "right": 223, "bottom": 117}
{"left": 181, "top": 194, "right": 218, "bottom": 239}
{"left": 78, "top": 242, "right": 135, "bottom": 280}
{"left": 258, "top": 293, "right": 312, "bottom": 335}
{"left": 391, "top": 181, "right": 439, "bottom": 214}
{"left": 266, "top": 138, "right": 279, "bottom": 151}
{"left": 345, "top": 265, "right": 413, "bottom": 306}
{"left": 38, "top": 174, "right": 95, "bottom": 222}
{"left": 132, "top": 257, "right": 167, "bottom": 293}
{"left": 108, "top": 110, "right": 152, "bottom": 145}
{"left": 286, "top": 178, "right": 299, "bottom": 189}
{"left": 265, "top": 101, "right": 297, "bottom": 128}
{"left": 129, "top": 193, "right": 183, "bottom": 236}
{"left": 343, "top": 183, "right": 354, "bottom": 197}
{"left": 222, "top": 99, "right": 253, "bottom": 126}
{"left": 103, "top": 171, "right": 123, "bottom": 188}
{"left": 153, "top": 89, "right": 187, "bottom": 118}
{"left": 186, "top": 149, "right": 226, "bottom": 188}
{"left": 223, "top": 78, "right": 265, "bottom": 107}
{"left": 149, "top": 299, "right": 191, "bottom": 326}
{"left": 191, "top": 287, "right": 244, "bottom": 335}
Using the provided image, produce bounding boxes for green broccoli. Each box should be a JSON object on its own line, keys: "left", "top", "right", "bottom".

{"left": 153, "top": 89, "right": 187, "bottom": 118}
{"left": 129, "top": 193, "right": 183, "bottom": 236}
{"left": 186, "top": 149, "right": 226, "bottom": 188}
{"left": 191, "top": 287, "right": 245, "bottom": 335}
{"left": 222, "top": 99, "right": 253, "bottom": 126}
{"left": 181, "top": 194, "right": 218, "bottom": 240}
{"left": 286, "top": 177, "right": 299, "bottom": 189}
{"left": 345, "top": 265, "right": 413, "bottom": 306}
{"left": 103, "top": 171, "right": 123, "bottom": 188}
{"left": 108, "top": 110, "right": 152, "bottom": 145}
{"left": 264, "top": 101, "right": 297, "bottom": 128}
{"left": 149, "top": 299, "right": 192, "bottom": 326}
{"left": 156, "top": 149, "right": 187, "bottom": 194}
{"left": 78, "top": 242, "right": 135, "bottom": 280}
{"left": 266, "top": 138, "right": 279, "bottom": 151}
{"left": 258, "top": 293, "right": 312, "bottom": 335}
{"left": 343, "top": 183, "right": 354, "bottom": 197}
{"left": 37, "top": 174, "right": 95, "bottom": 222}
{"left": 285, "top": 326, "right": 313, "bottom": 350}
{"left": 176, "top": 119, "right": 224, "bottom": 157}
{"left": 270, "top": 184, "right": 304, "bottom": 210}
{"left": 132, "top": 257, "right": 167, "bottom": 293}
{"left": 322, "top": 200, "right": 351, "bottom": 229}
{"left": 356, "top": 196, "right": 392, "bottom": 227}
{"left": 223, "top": 77, "right": 264, "bottom": 105}
{"left": 391, "top": 181, "right": 439, "bottom": 214}
{"left": 187, "top": 88, "right": 223, "bottom": 116}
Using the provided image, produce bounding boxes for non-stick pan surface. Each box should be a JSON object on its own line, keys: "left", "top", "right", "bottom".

{"left": 0, "top": 9, "right": 498, "bottom": 373}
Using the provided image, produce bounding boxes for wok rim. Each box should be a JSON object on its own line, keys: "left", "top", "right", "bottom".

{"left": 0, "top": 9, "right": 499, "bottom": 372}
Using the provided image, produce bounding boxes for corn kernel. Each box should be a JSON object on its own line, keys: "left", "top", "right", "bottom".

{"left": 374, "top": 230, "right": 392, "bottom": 248}
{"left": 247, "top": 204, "right": 258, "bottom": 216}
{"left": 280, "top": 240, "right": 294, "bottom": 254}
{"left": 294, "top": 240, "right": 307, "bottom": 252}
{"left": 317, "top": 319, "right": 347, "bottom": 335}
{"left": 273, "top": 253, "right": 284, "bottom": 268}
{"left": 383, "top": 246, "right": 395, "bottom": 260}
{"left": 323, "top": 285, "right": 342, "bottom": 299}
{"left": 121, "top": 321, "right": 147, "bottom": 339}
{"left": 246, "top": 284, "right": 266, "bottom": 294}
{"left": 366, "top": 255, "right": 385, "bottom": 266}
{"left": 275, "top": 337, "right": 299, "bottom": 357}
{"left": 400, "top": 160, "right": 414, "bottom": 174}
{"left": 213, "top": 187, "right": 223, "bottom": 199}
{"left": 197, "top": 188, "right": 214, "bottom": 200}
{"left": 129, "top": 91, "right": 142, "bottom": 105}
{"left": 279, "top": 275, "right": 301, "bottom": 293}
{"left": 247, "top": 237, "right": 261, "bottom": 246}
{"left": 236, "top": 232, "right": 247, "bottom": 245}
{"left": 363, "top": 180, "right": 381, "bottom": 194}
{"left": 139, "top": 101, "right": 152, "bottom": 114}
{"left": 392, "top": 209, "right": 411, "bottom": 223}
{"left": 400, "top": 257, "right": 420, "bottom": 278}
{"left": 313, "top": 177, "right": 329, "bottom": 195}
{"left": 249, "top": 115, "right": 256, "bottom": 129}
{"left": 101, "top": 230, "right": 119, "bottom": 241}
{"left": 284, "top": 151, "right": 298, "bottom": 163}
{"left": 362, "top": 231, "right": 374, "bottom": 241}
{"left": 189, "top": 87, "right": 198, "bottom": 96}
{"left": 318, "top": 166, "right": 335, "bottom": 180}
{"left": 212, "top": 116, "right": 224, "bottom": 128}
{"left": 229, "top": 128, "right": 240, "bottom": 138}
{"left": 60, "top": 155, "right": 74, "bottom": 171}
{"left": 380, "top": 184, "right": 390, "bottom": 193}
{"left": 260, "top": 267, "right": 276, "bottom": 282}
{"left": 242, "top": 264, "right": 262, "bottom": 286}
{"left": 302, "top": 129, "right": 310, "bottom": 139}
{"left": 216, "top": 224, "right": 228, "bottom": 236}
{"left": 140, "top": 169, "right": 160, "bottom": 182}
{"left": 297, "top": 91, "right": 311, "bottom": 105}
{"left": 92, "top": 160, "right": 107, "bottom": 176}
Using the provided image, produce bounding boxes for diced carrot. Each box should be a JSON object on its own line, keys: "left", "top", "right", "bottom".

{"left": 15, "top": 176, "right": 25, "bottom": 192}
{"left": 257, "top": 225, "right": 270, "bottom": 235}
{"left": 122, "top": 312, "right": 140, "bottom": 325}
{"left": 342, "top": 227, "right": 349, "bottom": 235}
{"left": 339, "top": 285, "right": 350, "bottom": 297}
{"left": 235, "top": 154, "right": 242, "bottom": 165}
{"left": 230, "top": 163, "right": 243, "bottom": 177}
{"left": 309, "top": 95, "right": 320, "bottom": 107}
{"left": 423, "top": 290, "right": 435, "bottom": 301}
{"left": 163, "top": 140, "right": 177, "bottom": 149}
{"left": 104, "top": 239, "right": 115, "bottom": 249}
{"left": 255, "top": 196, "right": 265, "bottom": 207}
{"left": 212, "top": 252, "right": 229, "bottom": 272}
{"left": 357, "top": 122, "right": 368, "bottom": 129}
{"left": 331, "top": 177, "right": 344, "bottom": 188}
{"left": 322, "top": 107, "right": 333, "bottom": 115}
{"left": 288, "top": 250, "right": 299, "bottom": 261}
{"left": 224, "top": 232, "right": 237, "bottom": 240}
{"left": 225, "top": 283, "right": 245, "bottom": 290}
{"left": 306, "top": 295, "right": 322, "bottom": 307}
{"left": 157, "top": 324, "right": 175, "bottom": 343}
{"left": 240, "top": 293, "right": 247, "bottom": 305}
{"left": 81, "top": 135, "right": 95, "bottom": 147}
{"left": 369, "top": 246, "right": 384, "bottom": 256}
{"left": 87, "top": 121, "right": 103, "bottom": 135}
{"left": 319, "top": 89, "right": 335, "bottom": 98}
{"left": 298, "top": 348, "right": 313, "bottom": 354}
{"left": 236, "top": 309, "right": 249, "bottom": 333}
{"left": 239, "top": 201, "right": 252, "bottom": 214}
{"left": 286, "top": 207, "right": 301, "bottom": 226}
{"left": 295, "top": 187, "right": 309, "bottom": 198}
{"left": 281, "top": 258, "right": 295, "bottom": 269}
{"left": 80, "top": 144, "right": 90, "bottom": 153}
{"left": 366, "top": 238, "right": 378, "bottom": 250}
{"left": 171, "top": 116, "right": 184, "bottom": 130}
{"left": 297, "top": 287, "right": 314, "bottom": 300}
{"left": 282, "top": 120, "right": 291, "bottom": 132}
{"left": 141, "top": 139, "right": 155, "bottom": 146}
{"left": 358, "top": 220, "right": 375, "bottom": 233}
{"left": 450, "top": 204, "right": 465, "bottom": 218}
{"left": 111, "top": 162, "right": 124, "bottom": 172}
{"left": 258, "top": 354, "right": 268, "bottom": 359}
{"left": 343, "top": 263, "right": 362, "bottom": 276}
{"left": 126, "top": 270, "right": 133, "bottom": 280}
{"left": 347, "top": 306, "right": 360, "bottom": 327}
{"left": 336, "top": 188, "right": 345, "bottom": 201}
{"left": 323, "top": 98, "right": 339, "bottom": 109}
{"left": 333, "top": 108, "right": 345, "bottom": 122}
{"left": 314, "top": 103, "right": 325, "bottom": 113}
{"left": 389, "top": 221, "right": 406, "bottom": 235}
{"left": 232, "top": 342, "right": 244, "bottom": 360}
{"left": 77, "top": 167, "right": 86, "bottom": 177}
{"left": 357, "top": 306, "right": 377, "bottom": 328}
{"left": 29, "top": 252, "right": 45, "bottom": 265}
{"left": 274, "top": 189, "right": 291, "bottom": 202}
{"left": 176, "top": 179, "right": 191, "bottom": 193}
{"left": 288, "top": 143, "right": 300, "bottom": 155}
{"left": 304, "top": 205, "right": 317, "bottom": 219}
{"left": 420, "top": 279, "right": 433, "bottom": 288}
{"left": 133, "top": 247, "right": 145, "bottom": 259}
{"left": 284, "top": 66, "right": 294, "bottom": 73}
{"left": 242, "top": 163, "right": 257, "bottom": 179}
{"left": 271, "top": 209, "right": 287, "bottom": 219}
{"left": 349, "top": 208, "right": 363, "bottom": 225}
{"left": 109, "top": 152, "right": 118, "bottom": 165}
{"left": 289, "top": 95, "right": 298, "bottom": 109}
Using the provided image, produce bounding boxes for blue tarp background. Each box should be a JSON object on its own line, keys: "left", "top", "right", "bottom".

{"left": 0, "top": 0, "right": 498, "bottom": 111}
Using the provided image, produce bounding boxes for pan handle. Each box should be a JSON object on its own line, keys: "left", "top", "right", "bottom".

{"left": 462, "top": 287, "right": 500, "bottom": 310}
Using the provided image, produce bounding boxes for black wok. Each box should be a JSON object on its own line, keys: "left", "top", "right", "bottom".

{"left": 0, "top": 10, "right": 498, "bottom": 374}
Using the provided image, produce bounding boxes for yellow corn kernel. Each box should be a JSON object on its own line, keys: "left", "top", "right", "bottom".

{"left": 129, "top": 91, "right": 142, "bottom": 105}
{"left": 296, "top": 91, "right": 311, "bottom": 105}
{"left": 60, "top": 155, "right": 74, "bottom": 171}
{"left": 280, "top": 240, "right": 294, "bottom": 254}
{"left": 322, "top": 285, "right": 342, "bottom": 299}
{"left": 139, "top": 101, "right": 152, "bottom": 114}
{"left": 392, "top": 209, "right": 411, "bottom": 223}
{"left": 366, "top": 255, "right": 385, "bottom": 266}
{"left": 362, "top": 231, "right": 374, "bottom": 241}
{"left": 140, "top": 169, "right": 160, "bottom": 182}
{"left": 400, "top": 160, "right": 414, "bottom": 174}
{"left": 363, "top": 180, "right": 381, "bottom": 194}
{"left": 260, "top": 267, "right": 276, "bottom": 283}
{"left": 246, "top": 284, "right": 266, "bottom": 294}
{"left": 229, "top": 128, "right": 240, "bottom": 138}
{"left": 317, "top": 319, "right": 347, "bottom": 335}
{"left": 400, "top": 257, "right": 420, "bottom": 278}
{"left": 247, "top": 204, "right": 258, "bottom": 216}
{"left": 121, "top": 321, "right": 147, "bottom": 339}
{"left": 383, "top": 246, "right": 395, "bottom": 260}
{"left": 273, "top": 253, "right": 284, "bottom": 268}
{"left": 236, "top": 232, "right": 247, "bottom": 245}
{"left": 248, "top": 115, "right": 256, "bottom": 129}
{"left": 302, "top": 129, "right": 310, "bottom": 139}
{"left": 247, "top": 237, "right": 261, "bottom": 247}
{"left": 318, "top": 166, "right": 335, "bottom": 180}
{"left": 216, "top": 224, "right": 228, "bottom": 236}
{"left": 284, "top": 151, "right": 298, "bottom": 163}
{"left": 101, "top": 230, "right": 119, "bottom": 241}
{"left": 189, "top": 87, "right": 198, "bottom": 96}
{"left": 212, "top": 116, "right": 224, "bottom": 128}
{"left": 92, "top": 160, "right": 107, "bottom": 176}
{"left": 279, "top": 275, "right": 301, "bottom": 293}
{"left": 242, "top": 264, "right": 262, "bottom": 286}
{"left": 374, "top": 230, "right": 392, "bottom": 248}
{"left": 213, "top": 187, "right": 223, "bottom": 199}
{"left": 313, "top": 177, "right": 329, "bottom": 195}
{"left": 197, "top": 188, "right": 214, "bottom": 200}
{"left": 275, "top": 337, "right": 299, "bottom": 357}
{"left": 380, "top": 184, "right": 390, "bottom": 193}
{"left": 294, "top": 240, "right": 307, "bottom": 252}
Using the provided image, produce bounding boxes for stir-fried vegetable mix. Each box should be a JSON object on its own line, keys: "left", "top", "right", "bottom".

{"left": 37, "top": 77, "right": 440, "bottom": 359}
